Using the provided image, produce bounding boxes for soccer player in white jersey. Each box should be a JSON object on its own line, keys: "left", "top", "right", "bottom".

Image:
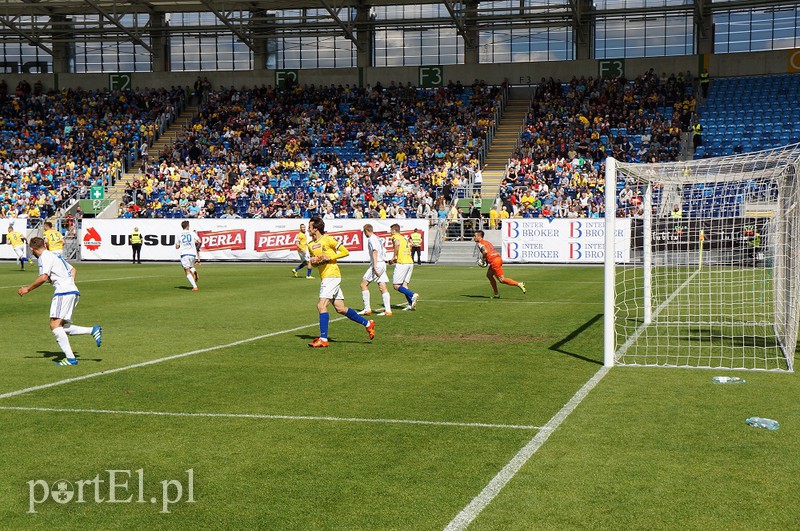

{"left": 18, "top": 237, "right": 102, "bottom": 366}
{"left": 175, "top": 220, "right": 200, "bottom": 291}
{"left": 358, "top": 224, "right": 392, "bottom": 316}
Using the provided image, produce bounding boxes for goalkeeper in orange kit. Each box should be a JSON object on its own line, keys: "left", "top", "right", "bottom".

{"left": 473, "top": 230, "right": 526, "bottom": 298}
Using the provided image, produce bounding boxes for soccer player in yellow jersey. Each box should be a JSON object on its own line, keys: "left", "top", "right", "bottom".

{"left": 43, "top": 221, "right": 65, "bottom": 256}
{"left": 306, "top": 216, "right": 375, "bottom": 348}
{"left": 389, "top": 223, "right": 419, "bottom": 311}
{"left": 291, "top": 223, "right": 314, "bottom": 279}
{"left": 6, "top": 224, "right": 28, "bottom": 270}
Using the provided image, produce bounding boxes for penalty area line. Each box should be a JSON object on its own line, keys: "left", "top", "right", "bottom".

{"left": 0, "top": 317, "right": 345, "bottom": 401}
{"left": 444, "top": 365, "right": 610, "bottom": 531}
{"left": 0, "top": 406, "right": 542, "bottom": 431}
{"left": 421, "top": 299, "right": 603, "bottom": 305}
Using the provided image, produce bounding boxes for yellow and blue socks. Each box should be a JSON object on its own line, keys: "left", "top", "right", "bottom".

{"left": 397, "top": 286, "right": 415, "bottom": 305}
{"left": 345, "top": 308, "right": 369, "bottom": 326}
{"left": 319, "top": 312, "right": 330, "bottom": 340}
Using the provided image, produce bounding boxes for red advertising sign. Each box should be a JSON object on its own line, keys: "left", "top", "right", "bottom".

{"left": 254, "top": 230, "right": 297, "bottom": 252}
{"left": 197, "top": 229, "right": 246, "bottom": 251}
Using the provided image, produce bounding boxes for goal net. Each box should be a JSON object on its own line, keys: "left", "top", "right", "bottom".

{"left": 604, "top": 144, "right": 800, "bottom": 372}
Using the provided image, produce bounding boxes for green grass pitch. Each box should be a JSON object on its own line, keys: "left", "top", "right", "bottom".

{"left": 0, "top": 261, "right": 797, "bottom": 529}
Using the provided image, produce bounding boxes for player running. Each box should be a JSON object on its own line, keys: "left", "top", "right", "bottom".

{"left": 307, "top": 216, "right": 375, "bottom": 348}
{"left": 358, "top": 224, "right": 392, "bottom": 316}
{"left": 291, "top": 223, "right": 314, "bottom": 279}
{"left": 389, "top": 223, "right": 419, "bottom": 311}
{"left": 175, "top": 220, "right": 200, "bottom": 291}
{"left": 18, "top": 237, "right": 102, "bottom": 366}
{"left": 42, "top": 221, "right": 65, "bottom": 256}
{"left": 6, "top": 224, "right": 28, "bottom": 270}
{"left": 473, "top": 230, "right": 526, "bottom": 297}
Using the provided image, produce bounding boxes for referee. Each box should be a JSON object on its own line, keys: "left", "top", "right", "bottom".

{"left": 130, "top": 227, "right": 143, "bottom": 264}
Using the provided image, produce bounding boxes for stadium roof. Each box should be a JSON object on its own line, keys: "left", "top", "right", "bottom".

{"left": 1, "top": 0, "right": 798, "bottom": 56}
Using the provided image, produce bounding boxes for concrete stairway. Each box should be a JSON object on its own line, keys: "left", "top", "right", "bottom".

{"left": 105, "top": 105, "right": 199, "bottom": 206}
{"left": 436, "top": 229, "right": 502, "bottom": 264}
{"left": 480, "top": 99, "right": 530, "bottom": 203}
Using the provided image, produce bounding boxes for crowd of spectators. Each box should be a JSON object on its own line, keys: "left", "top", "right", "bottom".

{"left": 119, "top": 80, "right": 503, "bottom": 219}
{"left": 496, "top": 69, "right": 695, "bottom": 220}
{"left": 0, "top": 84, "right": 186, "bottom": 219}
{"left": 0, "top": 71, "right": 700, "bottom": 224}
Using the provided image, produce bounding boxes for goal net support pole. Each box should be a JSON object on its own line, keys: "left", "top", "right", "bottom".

{"left": 603, "top": 157, "right": 617, "bottom": 368}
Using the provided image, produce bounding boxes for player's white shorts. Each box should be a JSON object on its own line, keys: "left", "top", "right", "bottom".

{"left": 12, "top": 245, "right": 25, "bottom": 260}
{"left": 318, "top": 277, "right": 344, "bottom": 300}
{"left": 50, "top": 293, "right": 79, "bottom": 322}
{"left": 393, "top": 263, "right": 414, "bottom": 285}
{"left": 362, "top": 262, "right": 389, "bottom": 284}
{"left": 180, "top": 254, "right": 197, "bottom": 269}
{"left": 50, "top": 249, "right": 63, "bottom": 257}
{"left": 298, "top": 251, "right": 309, "bottom": 263}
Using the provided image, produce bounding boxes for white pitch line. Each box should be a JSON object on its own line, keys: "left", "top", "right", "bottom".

{"left": 419, "top": 299, "right": 603, "bottom": 305}
{"left": 415, "top": 280, "right": 604, "bottom": 284}
{"left": 0, "top": 406, "right": 541, "bottom": 430}
{"left": 444, "top": 366, "right": 610, "bottom": 531}
{"left": 0, "top": 275, "right": 160, "bottom": 289}
{"left": 0, "top": 318, "right": 345, "bottom": 400}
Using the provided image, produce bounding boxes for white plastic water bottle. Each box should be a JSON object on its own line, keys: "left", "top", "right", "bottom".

{"left": 746, "top": 417, "right": 780, "bottom": 430}
{"left": 712, "top": 376, "right": 746, "bottom": 384}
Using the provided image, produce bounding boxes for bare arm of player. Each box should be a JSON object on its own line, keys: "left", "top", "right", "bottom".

{"left": 18, "top": 274, "right": 50, "bottom": 296}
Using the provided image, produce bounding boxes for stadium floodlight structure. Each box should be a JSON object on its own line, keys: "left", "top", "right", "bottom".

{"left": 604, "top": 144, "right": 800, "bottom": 372}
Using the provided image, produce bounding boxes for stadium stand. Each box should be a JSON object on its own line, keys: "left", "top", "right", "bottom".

{"left": 499, "top": 70, "right": 693, "bottom": 219}
{"left": 121, "top": 81, "right": 503, "bottom": 219}
{"left": 0, "top": 86, "right": 186, "bottom": 219}
{"left": 696, "top": 74, "right": 800, "bottom": 159}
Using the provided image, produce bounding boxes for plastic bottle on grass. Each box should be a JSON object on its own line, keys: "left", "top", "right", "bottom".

{"left": 746, "top": 417, "right": 779, "bottom": 430}
{"left": 712, "top": 376, "right": 746, "bottom": 384}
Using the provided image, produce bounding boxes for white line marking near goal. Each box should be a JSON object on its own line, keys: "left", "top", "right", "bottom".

{"left": 420, "top": 299, "right": 603, "bottom": 305}
{"left": 0, "top": 275, "right": 160, "bottom": 290}
{"left": 0, "top": 406, "right": 541, "bottom": 430}
{"left": 444, "top": 366, "right": 610, "bottom": 531}
{"left": 0, "top": 318, "right": 345, "bottom": 400}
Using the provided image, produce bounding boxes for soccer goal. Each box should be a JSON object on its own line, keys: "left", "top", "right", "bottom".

{"left": 604, "top": 144, "right": 800, "bottom": 372}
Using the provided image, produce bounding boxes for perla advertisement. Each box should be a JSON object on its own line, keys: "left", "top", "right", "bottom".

{"left": 501, "top": 219, "right": 631, "bottom": 263}
{"left": 81, "top": 219, "right": 429, "bottom": 262}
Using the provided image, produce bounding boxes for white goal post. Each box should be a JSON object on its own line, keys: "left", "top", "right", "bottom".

{"left": 604, "top": 145, "right": 800, "bottom": 371}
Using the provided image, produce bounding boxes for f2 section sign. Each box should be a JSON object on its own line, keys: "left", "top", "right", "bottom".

{"left": 501, "top": 219, "right": 631, "bottom": 263}
{"left": 81, "top": 219, "right": 429, "bottom": 262}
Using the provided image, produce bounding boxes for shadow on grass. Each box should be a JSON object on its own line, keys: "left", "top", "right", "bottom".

{"left": 682, "top": 327, "right": 780, "bottom": 349}
{"left": 28, "top": 351, "right": 103, "bottom": 362}
{"left": 548, "top": 314, "right": 603, "bottom": 365}
{"left": 460, "top": 294, "right": 495, "bottom": 299}
{"left": 174, "top": 286, "right": 195, "bottom": 290}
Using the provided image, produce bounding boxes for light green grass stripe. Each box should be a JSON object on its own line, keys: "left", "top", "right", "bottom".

{"left": 0, "top": 318, "right": 345, "bottom": 400}
{"left": 0, "top": 406, "right": 541, "bottom": 430}
{"left": 0, "top": 275, "right": 161, "bottom": 289}
{"left": 444, "top": 366, "right": 611, "bottom": 531}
